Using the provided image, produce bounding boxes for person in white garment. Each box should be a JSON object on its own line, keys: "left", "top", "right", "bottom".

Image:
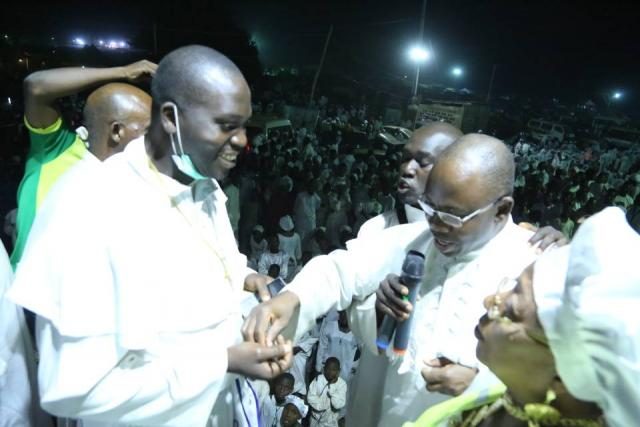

{"left": 243, "top": 135, "right": 549, "bottom": 426}
{"left": 315, "top": 310, "right": 359, "bottom": 383}
{"left": 8, "top": 45, "right": 292, "bottom": 427}
{"left": 248, "top": 224, "right": 267, "bottom": 269}
{"left": 259, "top": 235, "right": 290, "bottom": 280}
{"left": 307, "top": 357, "right": 348, "bottom": 427}
{"left": 357, "top": 123, "right": 462, "bottom": 238}
{"left": 289, "top": 322, "right": 320, "bottom": 396}
{"left": 293, "top": 180, "right": 322, "bottom": 244}
{"left": 350, "top": 123, "right": 463, "bottom": 425}
{"left": 277, "top": 215, "right": 302, "bottom": 281}
{"left": 440, "top": 206, "right": 637, "bottom": 427}
{"left": 260, "top": 373, "right": 295, "bottom": 427}
{"left": 315, "top": 309, "right": 359, "bottom": 421}
{"left": 0, "top": 243, "right": 53, "bottom": 427}
{"left": 351, "top": 123, "right": 564, "bottom": 425}
{"left": 279, "top": 395, "right": 308, "bottom": 427}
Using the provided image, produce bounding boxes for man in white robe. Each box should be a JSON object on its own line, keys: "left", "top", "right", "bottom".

{"left": 350, "top": 123, "right": 463, "bottom": 425}
{"left": 243, "top": 135, "right": 544, "bottom": 426}
{"left": 8, "top": 46, "right": 292, "bottom": 427}
{"left": 293, "top": 181, "right": 321, "bottom": 244}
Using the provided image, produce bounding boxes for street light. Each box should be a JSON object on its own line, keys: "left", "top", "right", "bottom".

{"left": 409, "top": 46, "right": 430, "bottom": 62}
{"left": 451, "top": 67, "right": 463, "bottom": 77}
{"left": 606, "top": 90, "right": 624, "bottom": 108}
{"left": 408, "top": 45, "right": 431, "bottom": 97}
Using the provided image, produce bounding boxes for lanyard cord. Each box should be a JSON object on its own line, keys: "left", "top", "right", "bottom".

{"left": 147, "top": 157, "right": 232, "bottom": 286}
{"left": 235, "top": 378, "right": 262, "bottom": 427}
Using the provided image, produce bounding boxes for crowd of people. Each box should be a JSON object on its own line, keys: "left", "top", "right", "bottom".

{"left": 511, "top": 134, "right": 640, "bottom": 236}
{"left": 0, "top": 45, "right": 638, "bottom": 427}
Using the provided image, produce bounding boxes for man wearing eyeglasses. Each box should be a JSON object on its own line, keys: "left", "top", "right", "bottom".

{"left": 243, "top": 134, "right": 550, "bottom": 426}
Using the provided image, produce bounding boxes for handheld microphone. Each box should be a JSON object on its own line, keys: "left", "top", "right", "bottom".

{"left": 376, "top": 250, "right": 425, "bottom": 353}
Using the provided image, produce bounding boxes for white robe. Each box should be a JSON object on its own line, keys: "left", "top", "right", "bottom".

{"left": 315, "top": 313, "right": 359, "bottom": 382}
{"left": 349, "top": 202, "right": 427, "bottom": 426}
{"left": 0, "top": 244, "right": 53, "bottom": 427}
{"left": 9, "top": 137, "right": 255, "bottom": 427}
{"left": 289, "top": 326, "right": 319, "bottom": 396}
{"left": 278, "top": 233, "right": 302, "bottom": 281}
{"left": 293, "top": 192, "right": 321, "bottom": 243}
{"left": 285, "top": 219, "right": 539, "bottom": 426}
{"left": 356, "top": 204, "right": 426, "bottom": 238}
{"left": 307, "top": 375, "right": 347, "bottom": 427}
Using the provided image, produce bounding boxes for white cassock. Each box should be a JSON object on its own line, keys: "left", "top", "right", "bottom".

{"left": 9, "top": 137, "right": 256, "bottom": 427}
{"left": 315, "top": 311, "right": 359, "bottom": 382}
{"left": 347, "top": 204, "right": 428, "bottom": 426}
{"left": 284, "top": 219, "right": 540, "bottom": 426}
{"left": 307, "top": 375, "right": 347, "bottom": 427}
{"left": 356, "top": 204, "right": 426, "bottom": 238}
{"left": 0, "top": 243, "right": 53, "bottom": 427}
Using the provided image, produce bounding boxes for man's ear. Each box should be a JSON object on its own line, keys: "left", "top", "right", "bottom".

{"left": 109, "top": 121, "right": 125, "bottom": 147}
{"left": 160, "top": 102, "right": 178, "bottom": 135}
{"left": 495, "top": 196, "right": 514, "bottom": 222}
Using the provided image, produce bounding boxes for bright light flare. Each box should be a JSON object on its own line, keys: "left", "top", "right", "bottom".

{"left": 408, "top": 46, "right": 430, "bottom": 62}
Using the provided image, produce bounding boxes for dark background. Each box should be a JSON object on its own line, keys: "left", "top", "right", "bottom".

{"left": 1, "top": 0, "right": 638, "bottom": 113}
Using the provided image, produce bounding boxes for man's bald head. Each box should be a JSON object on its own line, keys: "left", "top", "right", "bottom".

{"left": 434, "top": 133, "right": 515, "bottom": 201}
{"left": 424, "top": 134, "right": 515, "bottom": 257}
{"left": 151, "top": 45, "right": 248, "bottom": 113}
{"left": 397, "top": 122, "right": 463, "bottom": 205}
{"left": 410, "top": 122, "right": 463, "bottom": 157}
{"left": 83, "top": 82, "right": 151, "bottom": 161}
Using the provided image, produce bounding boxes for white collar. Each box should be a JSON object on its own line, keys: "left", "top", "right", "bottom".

{"left": 123, "top": 136, "right": 225, "bottom": 204}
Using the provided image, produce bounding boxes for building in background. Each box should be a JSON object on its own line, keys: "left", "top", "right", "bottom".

{"left": 417, "top": 100, "right": 490, "bottom": 133}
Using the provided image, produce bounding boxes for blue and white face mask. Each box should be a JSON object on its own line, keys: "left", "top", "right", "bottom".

{"left": 168, "top": 104, "right": 208, "bottom": 181}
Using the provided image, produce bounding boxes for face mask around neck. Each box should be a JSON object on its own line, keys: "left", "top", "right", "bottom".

{"left": 168, "top": 104, "right": 208, "bottom": 181}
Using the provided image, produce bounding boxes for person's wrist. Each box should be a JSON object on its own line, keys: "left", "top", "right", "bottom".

{"left": 226, "top": 345, "right": 238, "bottom": 373}
{"left": 280, "top": 290, "right": 301, "bottom": 309}
{"left": 112, "top": 66, "right": 127, "bottom": 80}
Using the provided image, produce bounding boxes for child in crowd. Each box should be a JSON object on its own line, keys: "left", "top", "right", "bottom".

{"left": 258, "top": 235, "right": 289, "bottom": 279}
{"left": 261, "top": 373, "right": 295, "bottom": 427}
{"left": 277, "top": 215, "right": 302, "bottom": 281}
{"left": 307, "top": 357, "right": 347, "bottom": 427}
{"left": 248, "top": 224, "right": 267, "bottom": 269}
{"left": 316, "top": 310, "right": 359, "bottom": 383}
{"left": 279, "top": 395, "right": 308, "bottom": 427}
{"left": 267, "top": 263, "right": 281, "bottom": 280}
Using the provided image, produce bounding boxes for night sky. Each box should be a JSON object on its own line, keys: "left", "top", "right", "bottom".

{"left": 3, "top": 0, "right": 639, "bottom": 109}
{"left": 229, "top": 0, "right": 639, "bottom": 105}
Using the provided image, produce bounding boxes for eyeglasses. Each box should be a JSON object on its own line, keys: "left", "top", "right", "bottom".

{"left": 417, "top": 196, "right": 504, "bottom": 228}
